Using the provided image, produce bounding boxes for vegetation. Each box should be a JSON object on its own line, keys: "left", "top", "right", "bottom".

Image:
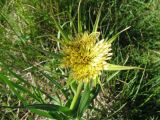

{"left": 0, "top": 0, "right": 160, "bottom": 119}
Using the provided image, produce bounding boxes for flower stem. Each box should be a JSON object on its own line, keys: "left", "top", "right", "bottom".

{"left": 70, "top": 82, "right": 83, "bottom": 110}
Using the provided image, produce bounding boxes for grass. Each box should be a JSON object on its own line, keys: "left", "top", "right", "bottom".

{"left": 0, "top": 0, "right": 160, "bottom": 119}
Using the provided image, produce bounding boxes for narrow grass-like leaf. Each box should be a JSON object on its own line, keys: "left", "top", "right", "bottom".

{"left": 30, "top": 109, "right": 59, "bottom": 119}
{"left": 108, "top": 103, "right": 127, "bottom": 118}
{"left": 77, "top": 83, "right": 90, "bottom": 117}
{"left": 106, "top": 71, "right": 120, "bottom": 83}
{"left": 3, "top": 52, "right": 67, "bottom": 100}
{"left": 0, "top": 73, "right": 26, "bottom": 104}
{"left": 29, "top": 108, "right": 71, "bottom": 120}
{"left": 19, "top": 59, "right": 68, "bottom": 99}
{"left": 3, "top": 78, "right": 42, "bottom": 102}
{"left": 0, "top": 105, "right": 60, "bottom": 119}
{"left": 105, "top": 63, "right": 140, "bottom": 71}
{"left": 92, "top": 2, "right": 103, "bottom": 32}
{"left": 69, "top": 82, "right": 83, "bottom": 110}
{"left": 0, "top": 61, "right": 53, "bottom": 100}
{"left": 106, "top": 26, "right": 131, "bottom": 44}
{"left": 78, "top": 0, "right": 82, "bottom": 33}
{"left": 90, "top": 84, "right": 100, "bottom": 100}
{"left": 37, "top": 70, "right": 68, "bottom": 98}
{"left": 132, "top": 67, "right": 146, "bottom": 100}
{"left": 1, "top": 104, "right": 71, "bottom": 119}
{"left": 51, "top": 16, "right": 69, "bottom": 41}
{"left": 26, "top": 104, "right": 71, "bottom": 114}
{"left": 70, "top": 81, "right": 77, "bottom": 95}
{"left": 23, "top": 61, "right": 65, "bottom": 93}
{"left": 0, "top": 13, "right": 23, "bottom": 42}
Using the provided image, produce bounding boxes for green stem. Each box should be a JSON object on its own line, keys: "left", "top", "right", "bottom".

{"left": 70, "top": 82, "right": 83, "bottom": 110}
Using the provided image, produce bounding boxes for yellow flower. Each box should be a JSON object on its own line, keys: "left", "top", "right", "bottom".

{"left": 61, "top": 32, "right": 112, "bottom": 82}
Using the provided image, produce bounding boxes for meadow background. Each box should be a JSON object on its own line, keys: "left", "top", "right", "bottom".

{"left": 0, "top": 0, "right": 160, "bottom": 119}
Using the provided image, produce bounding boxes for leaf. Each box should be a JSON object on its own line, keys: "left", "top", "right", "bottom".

{"left": 106, "top": 71, "right": 120, "bottom": 83}
{"left": 26, "top": 104, "right": 71, "bottom": 114}
{"left": 69, "top": 82, "right": 83, "bottom": 110}
{"left": 0, "top": 61, "right": 53, "bottom": 100}
{"left": 108, "top": 103, "right": 127, "bottom": 118}
{"left": 97, "top": 77, "right": 104, "bottom": 94}
{"left": 90, "top": 84, "right": 100, "bottom": 100}
{"left": 23, "top": 59, "right": 69, "bottom": 100}
{"left": 132, "top": 67, "right": 146, "bottom": 100}
{"left": 29, "top": 108, "right": 70, "bottom": 120}
{"left": 0, "top": 13, "right": 23, "bottom": 42}
{"left": 78, "top": 0, "right": 82, "bottom": 33}
{"left": 77, "top": 83, "right": 90, "bottom": 117}
{"left": 30, "top": 109, "right": 59, "bottom": 119}
{"left": 30, "top": 104, "right": 72, "bottom": 118}
{"left": 92, "top": 2, "right": 103, "bottom": 32}
{"left": 0, "top": 73, "right": 26, "bottom": 103}
{"left": 0, "top": 72, "right": 39, "bottom": 102}
{"left": 1, "top": 104, "right": 72, "bottom": 119}
{"left": 51, "top": 16, "right": 69, "bottom": 41}
{"left": 1, "top": 60, "right": 67, "bottom": 100}
{"left": 70, "top": 81, "right": 77, "bottom": 95}
{"left": 0, "top": 105, "right": 65, "bottom": 119}
{"left": 3, "top": 77, "right": 41, "bottom": 102}
{"left": 37, "top": 70, "right": 68, "bottom": 99}
{"left": 106, "top": 26, "right": 131, "bottom": 44}
{"left": 105, "top": 63, "right": 140, "bottom": 71}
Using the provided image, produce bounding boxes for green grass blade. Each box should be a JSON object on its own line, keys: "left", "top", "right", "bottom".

{"left": 108, "top": 103, "right": 127, "bottom": 118}
{"left": 1, "top": 76, "right": 42, "bottom": 102}
{"left": 92, "top": 2, "right": 103, "bottom": 32}
{"left": 2, "top": 104, "right": 72, "bottom": 117}
{"left": 30, "top": 109, "right": 58, "bottom": 119}
{"left": 106, "top": 26, "right": 131, "bottom": 44}
{"left": 105, "top": 63, "right": 140, "bottom": 71}
{"left": 36, "top": 70, "right": 68, "bottom": 99}
{"left": 78, "top": 0, "right": 82, "bottom": 33}
{"left": 0, "top": 105, "right": 62, "bottom": 119}
{"left": 2, "top": 58, "right": 67, "bottom": 99}
{"left": 30, "top": 108, "right": 71, "bottom": 119}
{"left": 77, "top": 83, "right": 90, "bottom": 117}
{"left": 26, "top": 61, "right": 69, "bottom": 99}
{"left": 0, "top": 13, "right": 23, "bottom": 42}
{"left": 106, "top": 71, "right": 120, "bottom": 83}
{"left": 90, "top": 84, "right": 100, "bottom": 100}
{"left": 0, "top": 61, "right": 53, "bottom": 100}
{"left": 51, "top": 16, "right": 69, "bottom": 41}
{"left": 23, "top": 61, "right": 66, "bottom": 95}
{"left": 26, "top": 104, "right": 71, "bottom": 114}
{"left": 0, "top": 73, "right": 26, "bottom": 104}
{"left": 132, "top": 68, "right": 146, "bottom": 100}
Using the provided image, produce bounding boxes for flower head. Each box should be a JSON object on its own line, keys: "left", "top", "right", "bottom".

{"left": 60, "top": 32, "right": 112, "bottom": 82}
